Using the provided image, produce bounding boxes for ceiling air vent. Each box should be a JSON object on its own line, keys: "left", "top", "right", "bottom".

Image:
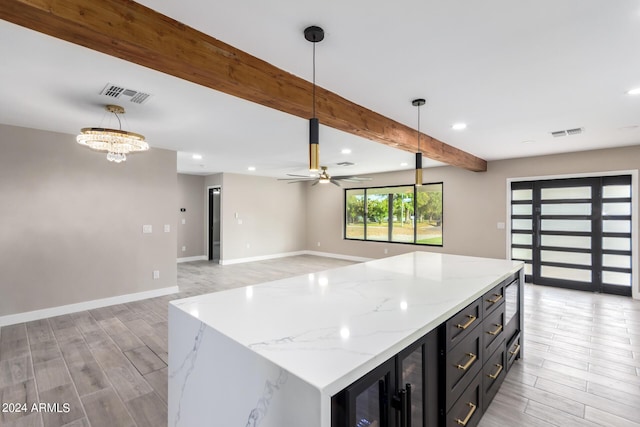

{"left": 336, "top": 161, "right": 355, "bottom": 166}
{"left": 551, "top": 127, "right": 584, "bottom": 138}
{"left": 99, "top": 83, "right": 153, "bottom": 105}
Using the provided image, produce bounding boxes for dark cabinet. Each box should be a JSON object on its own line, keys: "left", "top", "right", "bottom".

{"left": 332, "top": 271, "right": 522, "bottom": 427}
{"left": 332, "top": 329, "right": 438, "bottom": 427}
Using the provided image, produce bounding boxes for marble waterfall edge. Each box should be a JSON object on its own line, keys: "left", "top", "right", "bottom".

{"left": 168, "top": 304, "right": 320, "bottom": 427}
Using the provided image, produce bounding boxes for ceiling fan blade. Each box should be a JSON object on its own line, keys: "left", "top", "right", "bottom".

{"left": 311, "top": 180, "right": 320, "bottom": 186}
{"left": 333, "top": 176, "right": 372, "bottom": 182}
{"left": 286, "top": 173, "right": 315, "bottom": 178}
{"left": 330, "top": 180, "right": 342, "bottom": 187}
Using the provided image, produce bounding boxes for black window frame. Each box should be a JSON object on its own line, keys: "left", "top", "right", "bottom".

{"left": 344, "top": 182, "right": 444, "bottom": 247}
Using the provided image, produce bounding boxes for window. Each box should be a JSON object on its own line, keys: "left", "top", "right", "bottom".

{"left": 345, "top": 183, "right": 443, "bottom": 246}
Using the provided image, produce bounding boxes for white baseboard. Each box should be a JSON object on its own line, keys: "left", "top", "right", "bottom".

{"left": 177, "top": 255, "right": 208, "bottom": 263}
{"left": 303, "top": 250, "right": 373, "bottom": 263}
{"left": 0, "top": 286, "right": 179, "bottom": 328}
{"left": 220, "top": 250, "right": 372, "bottom": 265}
{"left": 219, "top": 251, "right": 307, "bottom": 265}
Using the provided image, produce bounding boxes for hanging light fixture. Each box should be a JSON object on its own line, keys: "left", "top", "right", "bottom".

{"left": 76, "top": 104, "right": 149, "bottom": 163}
{"left": 412, "top": 98, "right": 426, "bottom": 186}
{"left": 304, "top": 25, "right": 324, "bottom": 172}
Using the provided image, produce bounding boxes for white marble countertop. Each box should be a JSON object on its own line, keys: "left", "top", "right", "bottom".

{"left": 170, "top": 252, "right": 523, "bottom": 396}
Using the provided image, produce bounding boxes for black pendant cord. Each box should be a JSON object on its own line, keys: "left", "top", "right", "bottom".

{"left": 417, "top": 105, "right": 421, "bottom": 154}
{"left": 312, "top": 41, "right": 316, "bottom": 118}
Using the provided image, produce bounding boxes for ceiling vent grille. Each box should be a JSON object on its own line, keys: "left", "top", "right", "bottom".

{"left": 551, "top": 127, "right": 583, "bottom": 137}
{"left": 99, "top": 83, "right": 152, "bottom": 105}
{"left": 336, "top": 161, "right": 355, "bottom": 166}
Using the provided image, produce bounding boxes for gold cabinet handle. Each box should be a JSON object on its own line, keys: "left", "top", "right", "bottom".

{"left": 456, "top": 352, "right": 477, "bottom": 371}
{"left": 455, "top": 315, "right": 477, "bottom": 330}
{"left": 486, "top": 294, "right": 503, "bottom": 304}
{"left": 487, "top": 324, "right": 503, "bottom": 336}
{"left": 455, "top": 402, "right": 477, "bottom": 426}
{"left": 488, "top": 363, "right": 503, "bottom": 380}
{"left": 510, "top": 343, "right": 521, "bottom": 356}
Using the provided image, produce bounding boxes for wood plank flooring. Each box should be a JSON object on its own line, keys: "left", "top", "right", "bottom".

{"left": 1, "top": 255, "right": 638, "bottom": 426}
{"left": 479, "top": 283, "right": 640, "bottom": 427}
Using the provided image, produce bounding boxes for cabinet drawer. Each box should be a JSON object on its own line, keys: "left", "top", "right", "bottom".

{"left": 482, "top": 342, "right": 506, "bottom": 412}
{"left": 446, "top": 372, "right": 482, "bottom": 427}
{"left": 482, "top": 305, "right": 505, "bottom": 361}
{"left": 445, "top": 324, "right": 482, "bottom": 410}
{"left": 482, "top": 281, "right": 505, "bottom": 318}
{"left": 445, "top": 298, "right": 481, "bottom": 352}
{"left": 506, "top": 333, "right": 522, "bottom": 371}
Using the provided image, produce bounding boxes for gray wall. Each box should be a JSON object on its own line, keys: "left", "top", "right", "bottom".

{"left": 207, "top": 173, "right": 307, "bottom": 262}
{"left": 0, "top": 124, "right": 177, "bottom": 316}
{"left": 307, "top": 145, "right": 640, "bottom": 265}
{"left": 177, "top": 173, "right": 205, "bottom": 258}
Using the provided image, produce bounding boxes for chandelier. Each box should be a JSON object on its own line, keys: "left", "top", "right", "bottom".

{"left": 76, "top": 105, "right": 149, "bottom": 163}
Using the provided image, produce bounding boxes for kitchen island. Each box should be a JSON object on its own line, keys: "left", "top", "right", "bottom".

{"left": 168, "top": 252, "right": 524, "bottom": 427}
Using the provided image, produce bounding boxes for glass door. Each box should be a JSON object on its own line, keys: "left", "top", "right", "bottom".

{"left": 345, "top": 359, "right": 396, "bottom": 427}
{"left": 511, "top": 176, "right": 632, "bottom": 296}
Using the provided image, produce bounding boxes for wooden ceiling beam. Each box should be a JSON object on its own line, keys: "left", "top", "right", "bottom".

{"left": 0, "top": 0, "right": 487, "bottom": 172}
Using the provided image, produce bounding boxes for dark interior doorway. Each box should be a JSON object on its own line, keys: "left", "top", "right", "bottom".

{"left": 208, "top": 187, "right": 221, "bottom": 262}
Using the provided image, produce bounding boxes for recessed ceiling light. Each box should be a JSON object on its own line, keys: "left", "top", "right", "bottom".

{"left": 627, "top": 88, "right": 640, "bottom": 95}
{"left": 341, "top": 148, "right": 352, "bottom": 154}
{"left": 192, "top": 154, "right": 202, "bottom": 160}
{"left": 452, "top": 123, "right": 467, "bottom": 130}
{"left": 247, "top": 166, "right": 256, "bottom": 171}
{"left": 400, "top": 162, "right": 409, "bottom": 167}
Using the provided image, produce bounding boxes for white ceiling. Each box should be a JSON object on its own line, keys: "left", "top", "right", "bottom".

{"left": 2, "top": 0, "right": 640, "bottom": 178}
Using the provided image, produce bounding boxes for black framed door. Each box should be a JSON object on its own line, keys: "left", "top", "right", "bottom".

{"left": 511, "top": 175, "right": 632, "bottom": 296}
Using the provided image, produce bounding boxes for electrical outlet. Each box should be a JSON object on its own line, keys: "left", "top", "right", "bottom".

{"left": 182, "top": 246, "right": 186, "bottom": 252}
{"left": 317, "top": 241, "right": 321, "bottom": 247}
{"left": 384, "top": 248, "right": 389, "bottom": 254}
{"left": 181, "top": 218, "right": 186, "bottom": 225}
{"left": 153, "top": 270, "right": 160, "bottom": 279}
{"left": 164, "top": 224, "right": 171, "bottom": 232}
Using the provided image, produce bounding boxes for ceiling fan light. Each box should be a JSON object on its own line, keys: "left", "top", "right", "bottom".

{"left": 319, "top": 177, "right": 330, "bottom": 184}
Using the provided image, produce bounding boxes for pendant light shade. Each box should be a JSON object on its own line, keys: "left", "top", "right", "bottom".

{"left": 305, "top": 25, "right": 324, "bottom": 172}
{"left": 309, "top": 117, "right": 319, "bottom": 172}
{"left": 412, "top": 98, "right": 426, "bottom": 186}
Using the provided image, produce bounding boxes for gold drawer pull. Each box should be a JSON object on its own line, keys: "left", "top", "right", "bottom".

{"left": 455, "top": 402, "right": 477, "bottom": 426}
{"left": 487, "top": 324, "right": 503, "bottom": 336}
{"left": 455, "top": 315, "right": 477, "bottom": 330}
{"left": 510, "top": 343, "right": 521, "bottom": 356}
{"left": 456, "top": 352, "right": 477, "bottom": 371}
{"left": 486, "top": 294, "right": 503, "bottom": 304}
{"left": 488, "top": 363, "right": 503, "bottom": 380}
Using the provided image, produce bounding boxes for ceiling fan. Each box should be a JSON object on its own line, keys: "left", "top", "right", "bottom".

{"left": 279, "top": 166, "right": 372, "bottom": 187}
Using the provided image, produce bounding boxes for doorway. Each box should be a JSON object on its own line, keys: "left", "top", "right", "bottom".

{"left": 208, "top": 187, "right": 221, "bottom": 262}
{"left": 511, "top": 175, "right": 632, "bottom": 296}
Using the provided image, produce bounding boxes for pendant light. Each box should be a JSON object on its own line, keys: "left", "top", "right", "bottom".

{"left": 412, "top": 98, "right": 426, "bottom": 186}
{"left": 77, "top": 104, "right": 149, "bottom": 163}
{"left": 304, "top": 26, "right": 324, "bottom": 172}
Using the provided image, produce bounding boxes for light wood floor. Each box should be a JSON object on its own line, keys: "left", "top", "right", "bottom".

{"left": 1, "top": 255, "right": 639, "bottom": 427}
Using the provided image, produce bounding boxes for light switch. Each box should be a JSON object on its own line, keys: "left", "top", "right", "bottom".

{"left": 143, "top": 225, "right": 152, "bottom": 234}
{"left": 164, "top": 224, "right": 171, "bottom": 233}
{"left": 497, "top": 222, "right": 506, "bottom": 230}
{"left": 181, "top": 218, "right": 186, "bottom": 225}
{"left": 153, "top": 270, "right": 160, "bottom": 279}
